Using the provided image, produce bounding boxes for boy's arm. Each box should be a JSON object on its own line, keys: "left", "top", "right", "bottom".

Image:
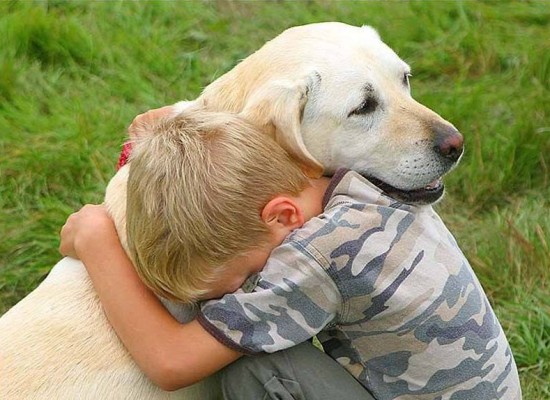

{"left": 59, "top": 205, "right": 241, "bottom": 391}
{"left": 197, "top": 234, "right": 341, "bottom": 355}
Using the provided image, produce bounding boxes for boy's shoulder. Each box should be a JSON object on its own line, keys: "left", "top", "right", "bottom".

{"left": 288, "top": 169, "right": 423, "bottom": 266}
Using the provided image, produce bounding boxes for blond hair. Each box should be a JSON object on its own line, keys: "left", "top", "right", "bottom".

{"left": 126, "top": 109, "right": 309, "bottom": 304}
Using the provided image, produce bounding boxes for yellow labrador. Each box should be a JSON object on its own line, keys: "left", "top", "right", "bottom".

{"left": 0, "top": 22, "right": 462, "bottom": 399}
{"left": 197, "top": 22, "right": 462, "bottom": 204}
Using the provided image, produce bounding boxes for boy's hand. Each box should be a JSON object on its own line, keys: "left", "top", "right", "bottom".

{"left": 118, "top": 106, "right": 177, "bottom": 170}
{"left": 59, "top": 204, "right": 118, "bottom": 260}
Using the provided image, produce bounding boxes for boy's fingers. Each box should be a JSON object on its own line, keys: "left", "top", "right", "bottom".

{"left": 58, "top": 205, "right": 108, "bottom": 257}
{"left": 59, "top": 219, "right": 74, "bottom": 257}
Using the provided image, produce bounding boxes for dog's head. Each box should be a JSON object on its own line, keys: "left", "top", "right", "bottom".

{"left": 201, "top": 22, "right": 463, "bottom": 204}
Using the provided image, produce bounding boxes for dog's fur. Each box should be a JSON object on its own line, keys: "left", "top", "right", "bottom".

{"left": 0, "top": 22, "right": 461, "bottom": 399}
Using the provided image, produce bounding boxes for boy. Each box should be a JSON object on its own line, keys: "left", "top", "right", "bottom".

{"left": 63, "top": 109, "right": 370, "bottom": 399}
{"left": 60, "top": 109, "right": 521, "bottom": 399}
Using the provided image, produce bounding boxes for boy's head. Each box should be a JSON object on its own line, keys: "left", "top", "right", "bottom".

{"left": 126, "top": 109, "right": 310, "bottom": 303}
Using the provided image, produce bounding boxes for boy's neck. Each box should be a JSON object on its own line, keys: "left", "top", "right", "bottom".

{"left": 295, "top": 177, "right": 332, "bottom": 222}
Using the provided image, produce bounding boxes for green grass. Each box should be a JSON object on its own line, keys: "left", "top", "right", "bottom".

{"left": 0, "top": 0, "right": 548, "bottom": 397}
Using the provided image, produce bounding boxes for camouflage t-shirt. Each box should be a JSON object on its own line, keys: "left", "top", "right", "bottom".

{"left": 198, "top": 169, "right": 521, "bottom": 400}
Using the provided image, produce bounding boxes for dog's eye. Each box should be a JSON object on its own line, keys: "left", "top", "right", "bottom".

{"left": 403, "top": 73, "right": 412, "bottom": 87}
{"left": 349, "top": 97, "right": 378, "bottom": 117}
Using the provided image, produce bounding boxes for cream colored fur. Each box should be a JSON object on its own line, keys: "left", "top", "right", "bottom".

{"left": 0, "top": 22, "right": 459, "bottom": 398}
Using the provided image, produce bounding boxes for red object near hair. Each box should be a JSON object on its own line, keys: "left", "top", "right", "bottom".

{"left": 116, "top": 142, "right": 133, "bottom": 170}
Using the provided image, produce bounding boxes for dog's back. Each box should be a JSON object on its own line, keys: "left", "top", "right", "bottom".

{"left": 0, "top": 167, "right": 221, "bottom": 399}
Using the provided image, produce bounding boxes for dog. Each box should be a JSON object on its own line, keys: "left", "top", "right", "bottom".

{"left": 0, "top": 22, "right": 462, "bottom": 399}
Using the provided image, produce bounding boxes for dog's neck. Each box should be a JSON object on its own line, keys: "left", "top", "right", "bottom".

{"left": 103, "top": 164, "right": 130, "bottom": 256}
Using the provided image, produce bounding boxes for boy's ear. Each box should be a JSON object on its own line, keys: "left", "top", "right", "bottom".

{"left": 261, "top": 197, "right": 304, "bottom": 232}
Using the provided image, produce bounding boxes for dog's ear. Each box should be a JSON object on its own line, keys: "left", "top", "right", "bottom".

{"left": 240, "top": 73, "right": 324, "bottom": 178}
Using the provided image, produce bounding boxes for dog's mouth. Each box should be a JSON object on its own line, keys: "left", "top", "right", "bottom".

{"left": 366, "top": 177, "right": 445, "bottom": 205}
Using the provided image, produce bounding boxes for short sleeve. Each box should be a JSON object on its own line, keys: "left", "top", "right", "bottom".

{"left": 197, "top": 239, "right": 341, "bottom": 354}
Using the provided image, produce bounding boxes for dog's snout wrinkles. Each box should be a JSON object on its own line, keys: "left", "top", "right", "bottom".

{"left": 433, "top": 122, "right": 464, "bottom": 162}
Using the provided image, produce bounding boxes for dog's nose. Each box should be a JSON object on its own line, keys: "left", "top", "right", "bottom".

{"left": 433, "top": 123, "right": 464, "bottom": 162}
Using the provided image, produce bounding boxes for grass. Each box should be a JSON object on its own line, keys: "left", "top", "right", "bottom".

{"left": 0, "top": 0, "right": 548, "bottom": 397}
